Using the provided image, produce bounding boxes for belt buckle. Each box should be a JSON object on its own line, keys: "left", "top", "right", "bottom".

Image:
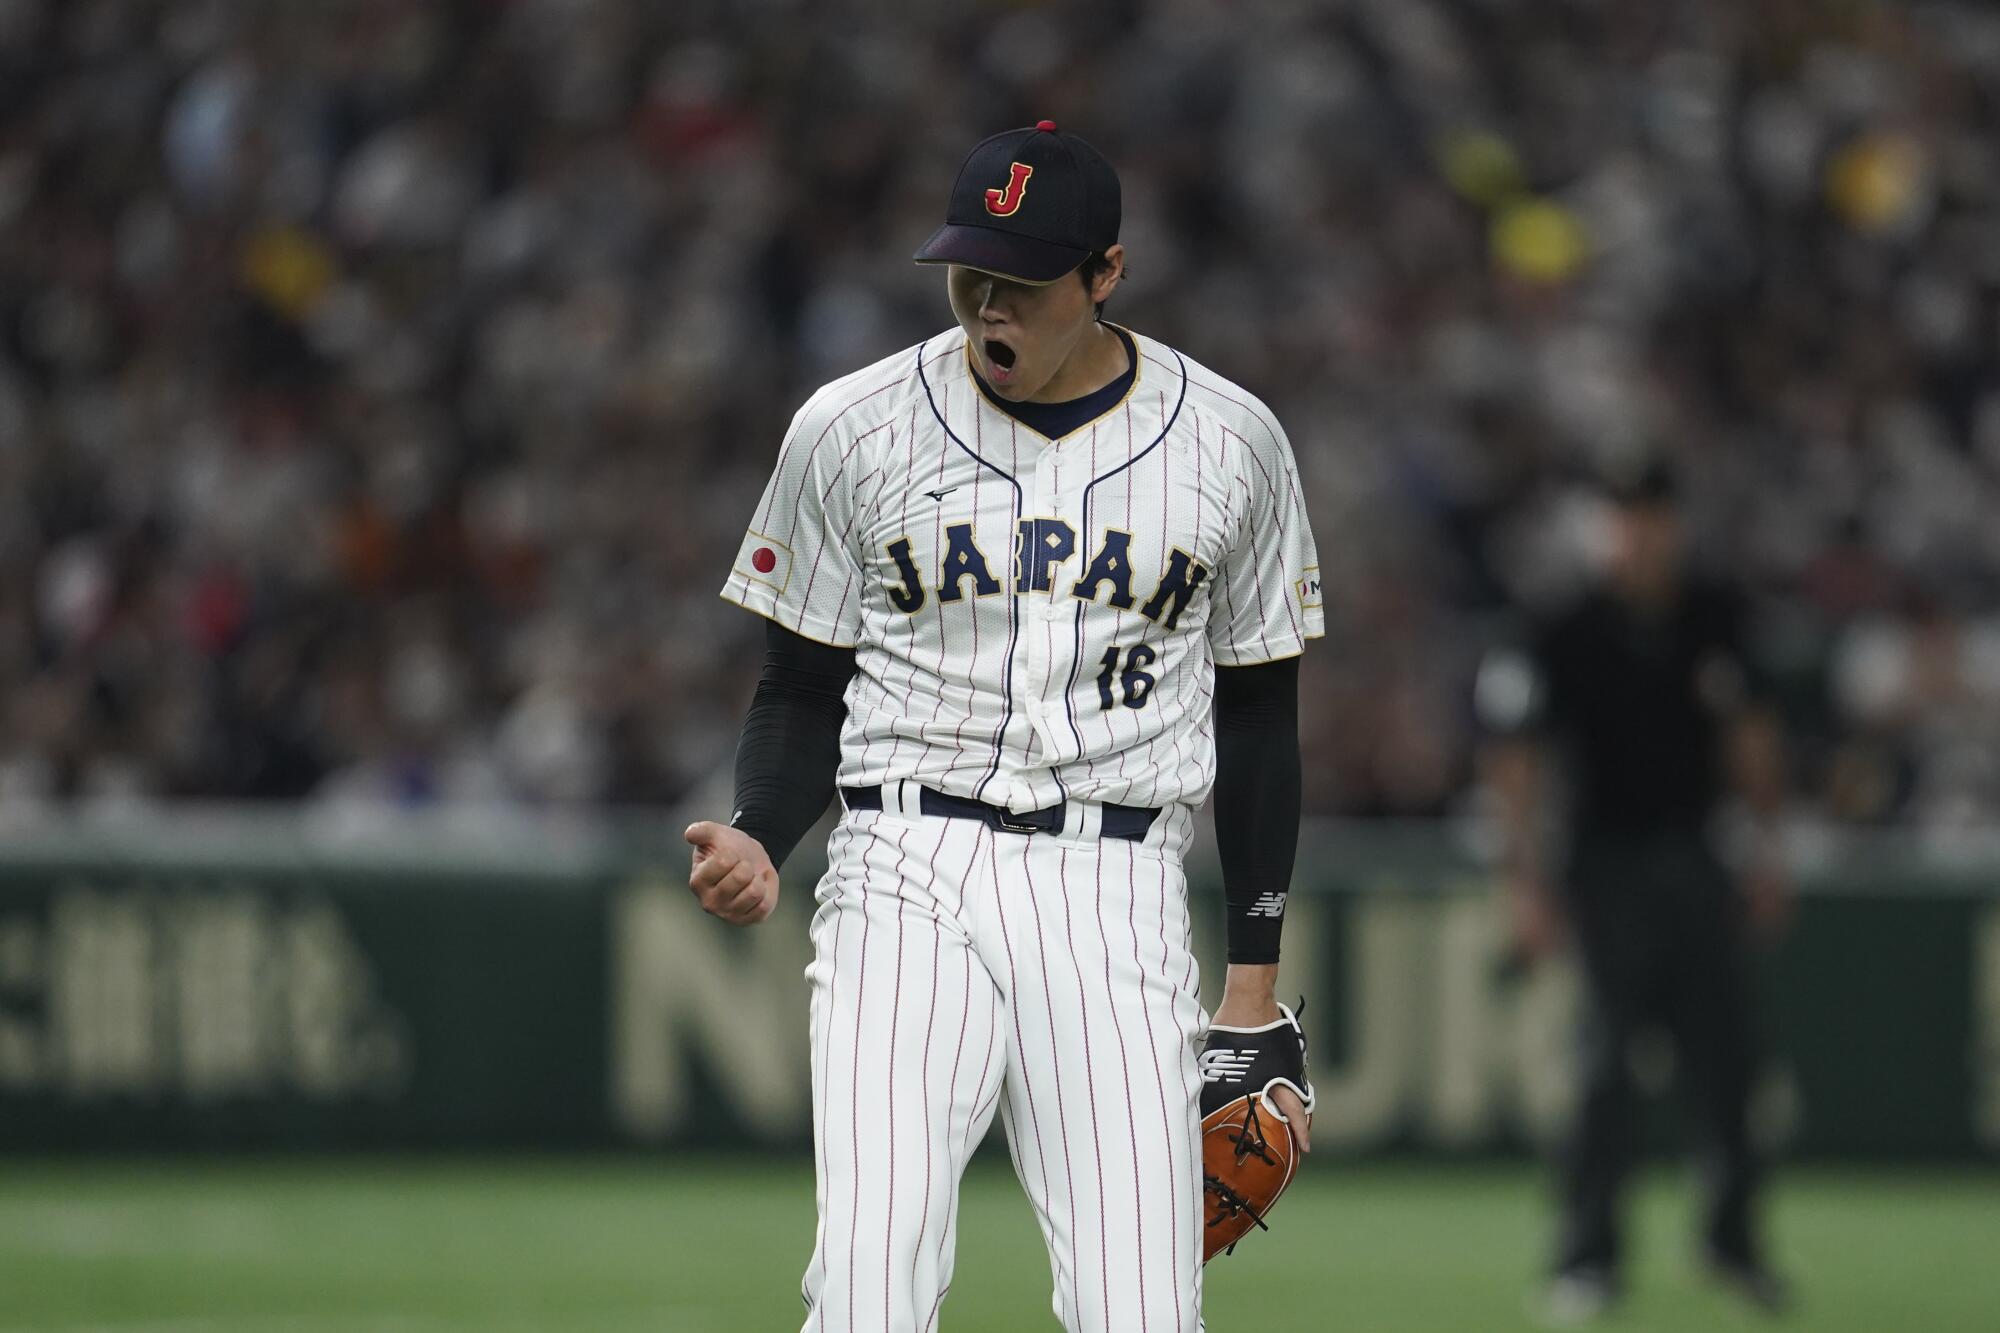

{"left": 995, "top": 808, "right": 1047, "bottom": 835}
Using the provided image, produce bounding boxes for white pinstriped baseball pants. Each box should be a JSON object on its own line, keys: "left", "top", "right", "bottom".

{"left": 799, "top": 785, "right": 1207, "bottom": 1333}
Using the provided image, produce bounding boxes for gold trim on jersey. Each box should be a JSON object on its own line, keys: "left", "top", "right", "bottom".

{"left": 713, "top": 594, "right": 860, "bottom": 650}
{"left": 1216, "top": 638, "right": 1319, "bottom": 666}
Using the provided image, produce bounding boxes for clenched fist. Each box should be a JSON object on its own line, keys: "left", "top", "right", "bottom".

{"left": 685, "top": 821, "right": 780, "bottom": 926}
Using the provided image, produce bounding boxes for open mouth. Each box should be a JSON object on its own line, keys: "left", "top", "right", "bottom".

{"left": 985, "top": 339, "right": 1017, "bottom": 375}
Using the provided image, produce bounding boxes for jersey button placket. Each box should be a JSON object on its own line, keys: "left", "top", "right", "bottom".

{"left": 1038, "top": 457, "right": 1069, "bottom": 623}
{"left": 1013, "top": 455, "right": 1050, "bottom": 800}
{"left": 1020, "top": 453, "right": 1067, "bottom": 806}
{"left": 1043, "top": 461, "right": 1087, "bottom": 776}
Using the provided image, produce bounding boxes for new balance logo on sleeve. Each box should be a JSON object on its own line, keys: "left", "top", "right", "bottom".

{"left": 1247, "top": 892, "right": 1288, "bottom": 918}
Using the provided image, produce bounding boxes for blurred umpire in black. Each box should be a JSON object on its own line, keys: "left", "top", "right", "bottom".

{"left": 1478, "top": 462, "right": 1792, "bottom": 1323}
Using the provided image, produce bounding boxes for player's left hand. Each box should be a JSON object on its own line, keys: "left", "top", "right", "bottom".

{"left": 684, "top": 821, "right": 780, "bottom": 926}
{"left": 1199, "top": 995, "right": 1314, "bottom": 1262}
{"left": 1208, "top": 992, "right": 1312, "bottom": 1153}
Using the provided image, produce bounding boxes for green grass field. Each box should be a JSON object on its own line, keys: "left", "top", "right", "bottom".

{"left": 0, "top": 1157, "right": 1994, "bottom": 1331}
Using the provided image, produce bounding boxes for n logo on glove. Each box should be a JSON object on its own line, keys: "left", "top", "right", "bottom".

{"left": 1198, "top": 1047, "right": 1256, "bottom": 1085}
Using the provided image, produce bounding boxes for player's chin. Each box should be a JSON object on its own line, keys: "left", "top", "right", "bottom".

{"left": 986, "top": 369, "right": 1045, "bottom": 401}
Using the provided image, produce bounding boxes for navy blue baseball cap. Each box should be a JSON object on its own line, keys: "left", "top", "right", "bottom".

{"left": 913, "top": 121, "right": 1121, "bottom": 285}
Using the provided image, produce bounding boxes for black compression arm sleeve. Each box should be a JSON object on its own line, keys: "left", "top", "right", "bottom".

{"left": 1212, "top": 657, "right": 1302, "bottom": 964}
{"left": 730, "top": 619, "right": 858, "bottom": 871}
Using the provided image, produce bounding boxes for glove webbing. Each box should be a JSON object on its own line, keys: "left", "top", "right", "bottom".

{"left": 1203, "top": 1173, "right": 1271, "bottom": 1258}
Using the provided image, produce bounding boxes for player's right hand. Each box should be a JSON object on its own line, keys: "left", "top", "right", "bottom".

{"left": 684, "top": 821, "right": 780, "bottom": 926}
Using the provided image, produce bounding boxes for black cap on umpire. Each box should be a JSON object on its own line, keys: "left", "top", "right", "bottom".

{"left": 913, "top": 121, "right": 1120, "bottom": 286}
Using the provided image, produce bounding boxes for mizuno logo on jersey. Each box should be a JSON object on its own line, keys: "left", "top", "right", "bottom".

{"left": 1247, "top": 892, "right": 1287, "bottom": 918}
{"left": 1297, "top": 565, "right": 1322, "bottom": 611}
{"left": 1198, "top": 1047, "right": 1256, "bottom": 1085}
{"left": 881, "top": 521, "right": 1209, "bottom": 627}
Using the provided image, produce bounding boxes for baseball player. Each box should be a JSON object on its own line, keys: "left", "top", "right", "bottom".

{"left": 686, "top": 122, "right": 1321, "bottom": 1333}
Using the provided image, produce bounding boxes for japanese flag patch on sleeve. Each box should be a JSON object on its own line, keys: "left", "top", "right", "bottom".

{"left": 732, "top": 531, "right": 793, "bottom": 595}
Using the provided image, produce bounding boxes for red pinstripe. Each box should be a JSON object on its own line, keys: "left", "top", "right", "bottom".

{"left": 807, "top": 820, "right": 854, "bottom": 1328}
{"left": 1157, "top": 855, "right": 1200, "bottom": 1287}
{"left": 878, "top": 402, "right": 928, "bottom": 775}
{"left": 1174, "top": 367, "right": 1288, "bottom": 462}
{"left": 969, "top": 1067, "right": 1006, "bottom": 1131}
{"left": 841, "top": 823, "right": 876, "bottom": 1333}
{"left": 1226, "top": 423, "right": 1305, "bottom": 646}
{"left": 1018, "top": 845, "right": 1084, "bottom": 1324}
{"left": 1094, "top": 419, "right": 1124, "bottom": 762}
{"left": 1092, "top": 849, "right": 1148, "bottom": 1333}
{"left": 1151, "top": 392, "right": 1188, "bottom": 808}
{"left": 922, "top": 825, "right": 999, "bottom": 1333}
{"left": 793, "top": 421, "right": 888, "bottom": 626}
{"left": 947, "top": 383, "right": 979, "bottom": 761}
{"left": 1126, "top": 846, "right": 1183, "bottom": 1331}
{"left": 1054, "top": 849, "right": 1112, "bottom": 1331}
{"left": 985, "top": 833, "right": 1066, "bottom": 1308}
{"left": 882, "top": 819, "right": 913, "bottom": 1326}
{"left": 906, "top": 817, "right": 953, "bottom": 1316}
{"left": 1223, "top": 461, "right": 1273, "bottom": 661}
{"left": 1187, "top": 412, "right": 1213, "bottom": 755}
{"left": 757, "top": 377, "right": 902, "bottom": 535}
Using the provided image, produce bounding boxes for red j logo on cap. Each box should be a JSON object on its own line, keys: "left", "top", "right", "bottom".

{"left": 984, "top": 162, "right": 1033, "bottom": 217}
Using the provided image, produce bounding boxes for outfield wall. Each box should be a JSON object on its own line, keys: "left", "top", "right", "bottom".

{"left": 0, "top": 811, "right": 1995, "bottom": 1158}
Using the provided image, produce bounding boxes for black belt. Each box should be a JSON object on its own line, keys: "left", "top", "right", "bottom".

{"left": 840, "top": 785, "right": 1159, "bottom": 842}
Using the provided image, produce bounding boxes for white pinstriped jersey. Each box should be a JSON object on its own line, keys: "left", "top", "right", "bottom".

{"left": 721, "top": 324, "right": 1323, "bottom": 815}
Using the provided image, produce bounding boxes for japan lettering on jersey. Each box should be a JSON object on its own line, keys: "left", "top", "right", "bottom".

{"left": 721, "top": 326, "right": 1323, "bottom": 815}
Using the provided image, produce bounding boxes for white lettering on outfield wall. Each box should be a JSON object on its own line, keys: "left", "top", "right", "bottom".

{"left": 611, "top": 876, "right": 814, "bottom": 1140}
{"left": 1425, "top": 889, "right": 1578, "bottom": 1149}
{"left": 0, "top": 885, "right": 409, "bottom": 1101}
{"left": 609, "top": 876, "right": 1600, "bottom": 1151}
{"left": 606, "top": 878, "right": 1825, "bottom": 1152}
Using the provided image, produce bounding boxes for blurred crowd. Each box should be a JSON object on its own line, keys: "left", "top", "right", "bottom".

{"left": 4, "top": 0, "right": 2000, "bottom": 832}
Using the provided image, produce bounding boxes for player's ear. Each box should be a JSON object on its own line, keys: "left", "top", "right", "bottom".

{"left": 1088, "top": 245, "right": 1125, "bottom": 306}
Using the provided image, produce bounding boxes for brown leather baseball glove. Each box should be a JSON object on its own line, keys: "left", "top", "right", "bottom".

{"left": 1198, "top": 1001, "right": 1314, "bottom": 1262}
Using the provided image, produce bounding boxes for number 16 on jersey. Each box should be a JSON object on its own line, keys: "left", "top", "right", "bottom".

{"left": 1097, "top": 643, "right": 1157, "bottom": 710}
